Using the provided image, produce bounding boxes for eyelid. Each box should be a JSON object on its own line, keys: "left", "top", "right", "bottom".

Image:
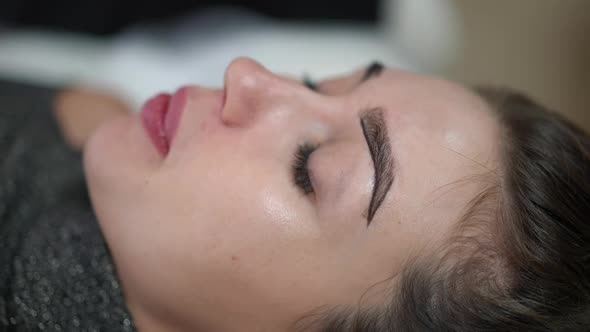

{"left": 304, "top": 146, "right": 323, "bottom": 201}
{"left": 306, "top": 146, "right": 322, "bottom": 187}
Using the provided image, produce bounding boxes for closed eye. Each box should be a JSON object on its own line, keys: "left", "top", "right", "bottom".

{"left": 292, "top": 143, "right": 317, "bottom": 195}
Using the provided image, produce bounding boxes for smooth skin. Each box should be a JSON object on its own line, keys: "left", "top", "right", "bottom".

{"left": 82, "top": 57, "right": 500, "bottom": 331}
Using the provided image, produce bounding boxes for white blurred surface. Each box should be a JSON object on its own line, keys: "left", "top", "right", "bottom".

{"left": 0, "top": 2, "right": 458, "bottom": 110}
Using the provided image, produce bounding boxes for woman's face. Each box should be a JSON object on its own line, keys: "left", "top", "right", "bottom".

{"left": 84, "top": 58, "right": 499, "bottom": 331}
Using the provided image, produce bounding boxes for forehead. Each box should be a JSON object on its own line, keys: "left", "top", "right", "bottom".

{"left": 374, "top": 70, "right": 498, "bottom": 153}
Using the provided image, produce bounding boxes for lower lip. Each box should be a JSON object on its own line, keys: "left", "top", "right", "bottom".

{"left": 140, "top": 88, "right": 188, "bottom": 156}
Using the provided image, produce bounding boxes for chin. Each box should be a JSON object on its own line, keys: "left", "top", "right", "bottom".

{"left": 83, "top": 115, "right": 145, "bottom": 229}
{"left": 84, "top": 115, "right": 128, "bottom": 184}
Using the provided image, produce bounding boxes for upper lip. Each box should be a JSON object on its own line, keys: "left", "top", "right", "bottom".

{"left": 163, "top": 87, "right": 187, "bottom": 149}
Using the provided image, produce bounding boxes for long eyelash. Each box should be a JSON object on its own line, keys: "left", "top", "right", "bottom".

{"left": 292, "top": 143, "right": 317, "bottom": 195}
{"left": 302, "top": 74, "right": 318, "bottom": 91}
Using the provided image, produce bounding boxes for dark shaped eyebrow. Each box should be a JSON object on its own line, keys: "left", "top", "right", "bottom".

{"left": 302, "top": 61, "right": 383, "bottom": 92}
{"left": 361, "top": 61, "right": 384, "bottom": 81}
{"left": 360, "top": 107, "right": 394, "bottom": 225}
{"left": 358, "top": 61, "right": 393, "bottom": 225}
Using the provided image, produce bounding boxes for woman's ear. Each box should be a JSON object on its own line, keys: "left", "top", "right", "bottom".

{"left": 52, "top": 86, "right": 131, "bottom": 150}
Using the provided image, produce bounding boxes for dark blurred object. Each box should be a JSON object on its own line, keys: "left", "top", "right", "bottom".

{"left": 0, "top": 77, "right": 58, "bottom": 106}
{"left": 0, "top": 0, "right": 378, "bottom": 35}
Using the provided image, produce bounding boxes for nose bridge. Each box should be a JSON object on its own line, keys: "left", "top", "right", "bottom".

{"left": 221, "top": 57, "right": 296, "bottom": 126}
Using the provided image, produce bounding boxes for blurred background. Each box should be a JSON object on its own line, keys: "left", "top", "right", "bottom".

{"left": 0, "top": 0, "right": 588, "bottom": 131}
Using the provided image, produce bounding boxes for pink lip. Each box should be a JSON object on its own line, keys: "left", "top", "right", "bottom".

{"left": 140, "top": 87, "right": 188, "bottom": 156}
{"left": 141, "top": 93, "right": 171, "bottom": 156}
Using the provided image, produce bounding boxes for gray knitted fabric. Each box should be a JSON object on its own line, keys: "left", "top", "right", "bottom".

{"left": 0, "top": 81, "right": 137, "bottom": 331}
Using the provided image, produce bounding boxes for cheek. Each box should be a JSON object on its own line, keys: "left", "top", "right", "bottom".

{"left": 139, "top": 153, "right": 319, "bottom": 267}
{"left": 159, "top": 155, "right": 319, "bottom": 253}
{"left": 89, "top": 127, "right": 329, "bottom": 323}
{"left": 124, "top": 158, "right": 327, "bottom": 320}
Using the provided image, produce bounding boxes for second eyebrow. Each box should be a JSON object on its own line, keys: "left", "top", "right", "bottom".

{"left": 362, "top": 62, "right": 384, "bottom": 82}
{"left": 360, "top": 108, "right": 395, "bottom": 225}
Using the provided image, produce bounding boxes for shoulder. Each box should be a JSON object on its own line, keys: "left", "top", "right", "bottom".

{"left": 0, "top": 78, "right": 63, "bottom": 145}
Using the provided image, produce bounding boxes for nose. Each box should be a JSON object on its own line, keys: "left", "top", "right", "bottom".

{"left": 221, "top": 57, "right": 302, "bottom": 127}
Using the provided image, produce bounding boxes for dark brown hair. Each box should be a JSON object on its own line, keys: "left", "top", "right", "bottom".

{"left": 294, "top": 88, "right": 590, "bottom": 331}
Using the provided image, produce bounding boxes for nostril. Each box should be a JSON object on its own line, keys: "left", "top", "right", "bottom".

{"left": 219, "top": 87, "right": 244, "bottom": 127}
{"left": 219, "top": 87, "right": 237, "bottom": 126}
{"left": 222, "top": 86, "right": 227, "bottom": 110}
